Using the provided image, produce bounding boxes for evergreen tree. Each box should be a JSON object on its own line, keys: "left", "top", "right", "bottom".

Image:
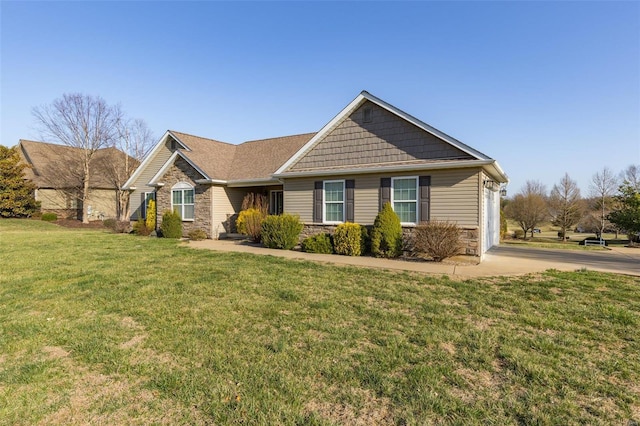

{"left": 0, "top": 146, "right": 40, "bottom": 217}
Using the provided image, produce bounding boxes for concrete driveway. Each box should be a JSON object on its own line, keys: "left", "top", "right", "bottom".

{"left": 475, "top": 245, "right": 640, "bottom": 277}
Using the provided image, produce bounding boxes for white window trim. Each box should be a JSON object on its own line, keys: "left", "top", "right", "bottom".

{"left": 391, "top": 176, "right": 419, "bottom": 226}
{"left": 171, "top": 182, "right": 195, "bottom": 222}
{"left": 270, "top": 190, "right": 284, "bottom": 215}
{"left": 323, "top": 179, "right": 345, "bottom": 224}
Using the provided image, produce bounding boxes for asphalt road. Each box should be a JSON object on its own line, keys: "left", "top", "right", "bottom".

{"left": 486, "top": 245, "right": 640, "bottom": 276}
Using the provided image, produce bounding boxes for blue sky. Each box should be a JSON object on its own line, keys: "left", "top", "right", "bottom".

{"left": 1, "top": 1, "right": 638, "bottom": 194}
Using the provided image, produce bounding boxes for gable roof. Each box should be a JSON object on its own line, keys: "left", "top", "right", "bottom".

{"left": 140, "top": 131, "right": 315, "bottom": 187}
{"left": 127, "top": 90, "right": 507, "bottom": 188}
{"left": 18, "top": 140, "right": 134, "bottom": 189}
{"left": 274, "top": 91, "right": 506, "bottom": 183}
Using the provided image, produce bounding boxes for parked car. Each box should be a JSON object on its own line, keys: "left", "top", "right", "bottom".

{"left": 533, "top": 228, "right": 541, "bottom": 233}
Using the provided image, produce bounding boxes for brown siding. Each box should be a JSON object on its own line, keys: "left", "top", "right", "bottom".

{"left": 283, "top": 168, "right": 481, "bottom": 227}
{"left": 290, "top": 101, "right": 473, "bottom": 171}
{"left": 129, "top": 139, "right": 173, "bottom": 220}
{"left": 37, "top": 188, "right": 118, "bottom": 220}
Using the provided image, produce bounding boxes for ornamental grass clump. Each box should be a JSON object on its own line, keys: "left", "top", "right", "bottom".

{"left": 236, "top": 208, "right": 266, "bottom": 242}
{"left": 411, "top": 220, "right": 463, "bottom": 262}
{"left": 371, "top": 202, "right": 403, "bottom": 258}
{"left": 261, "top": 214, "right": 303, "bottom": 250}
{"left": 160, "top": 210, "right": 182, "bottom": 239}
{"left": 301, "top": 233, "right": 333, "bottom": 254}
{"left": 333, "top": 222, "right": 365, "bottom": 256}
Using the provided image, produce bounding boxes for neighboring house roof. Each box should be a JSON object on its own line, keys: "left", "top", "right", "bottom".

{"left": 125, "top": 90, "right": 507, "bottom": 188}
{"left": 18, "top": 139, "right": 135, "bottom": 190}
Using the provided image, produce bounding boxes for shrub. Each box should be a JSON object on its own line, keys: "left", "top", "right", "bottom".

{"left": 145, "top": 199, "right": 156, "bottom": 231}
{"left": 133, "top": 218, "right": 151, "bottom": 236}
{"left": 370, "top": 202, "right": 403, "bottom": 258}
{"left": 161, "top": 210, "right": 182, "bottom": 239}
{"left": 411, "top": 220, "right": 463, "bottom": 262}
{"left": 41, "top": 212, "right": 57, "bottom": 222}
{"left": 513, "top": 229, "right": 524, "bottom": 239}
{"left": 114, "top": 221, "right": 131, "bottom": 234}
{"left": 187, "top": 229, "right": 208, "bottom": 241}
{"left": 241, "top": 193, "right": 269, "bottom": 215}
{"left": 103, "top": 218, "right": 117, "bottom": 230}
{"left": 261, "top": 214, "right": 303, "bottom": 250}
{"left": 236, "top": 208, "right": 266, "bottom": 242}
{"left": 301, "top": 233, "right": 333, "bottom": 254}
{"left": 333, "top": 223, "right": 365, "bottom": 256}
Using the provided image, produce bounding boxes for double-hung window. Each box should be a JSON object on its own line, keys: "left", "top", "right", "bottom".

{"left": 324, "top": 180, "right": 345, "bottom": 223}
{"left": 392, "top": 177, "right": 418, "bottom": 225}
{"left": 171, "top": 182, "right": 195, "bottom": 221}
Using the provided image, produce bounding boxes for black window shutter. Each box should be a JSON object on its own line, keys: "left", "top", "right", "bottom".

{"left": 345, "top": 180, "right": 355, "bottom": 222}
{"left": 140, "top": 192, "right": 147, "bottom": 219}
{"left": 313, "top": 181, "right": 323, "bottom": 223}
{"left": 380, "top": 178, "right": 391, "bottom": 210}
{"left": 419, "top": 176, "right": 431, "bottom": 222}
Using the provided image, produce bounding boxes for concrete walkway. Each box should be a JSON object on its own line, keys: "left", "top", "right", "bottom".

{"left": 187, "top": 239, "right": 640, "bottom": 279}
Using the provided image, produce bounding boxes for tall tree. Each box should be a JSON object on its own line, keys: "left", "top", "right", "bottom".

{"left": 33, "top": 94, "right": 122, "bottom": 223}
{"left": 97, "top": 118, "right": 154, "bottom": 221}
{"left": 548, "top": 173, "right": 582, "bottom": 241}
{"left": 0, "top": 146, "right": 40, "bottom": 217}
{"left": 505, "top": 180, "right": 548, "bottom": 239}
{"left": 588, "top": 167, "right": 618, "bottom": 238}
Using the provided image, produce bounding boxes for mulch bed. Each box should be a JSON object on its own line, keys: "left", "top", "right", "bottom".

{"left": 54, "top": 219, "right": 107, "bottom": 229}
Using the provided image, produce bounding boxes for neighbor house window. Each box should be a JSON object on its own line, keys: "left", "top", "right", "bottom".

{"left": 323, "top": 180, "right": 345, "bottom": 223}
{"left": 392, "top": 177, "right": 418, "bottom": 224}
{"left": 171, "top": 182, "right": 195, "bottom": 221}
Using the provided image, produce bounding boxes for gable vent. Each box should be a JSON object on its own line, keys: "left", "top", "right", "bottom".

{"left": 363, "top": 107, "right": 372, "bottom": 123}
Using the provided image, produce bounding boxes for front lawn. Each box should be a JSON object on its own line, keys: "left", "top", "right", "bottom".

{"left": 1, "top": 219, "right": 638, "bottom": 425}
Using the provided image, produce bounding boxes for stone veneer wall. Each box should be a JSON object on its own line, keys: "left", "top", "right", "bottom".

{"left": 301, "top": 224, "right": 480, "bottom": 256}
{"left": 155, "top": 158, "right": 212, "bottom": 238}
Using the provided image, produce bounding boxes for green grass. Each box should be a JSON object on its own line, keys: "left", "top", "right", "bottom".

{"left": 1, "top": 219, "right": 639, "bottom": 425}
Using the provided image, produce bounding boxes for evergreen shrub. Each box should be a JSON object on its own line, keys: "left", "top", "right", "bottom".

{"left": 301, "top": 233, "right": 333, "bottom": 254}
{"left": 133, "top": 218, "right": 151, "bottom": 236}
{"left": 370, "top": 202, "right": 403, "bottom": 258}
{"left": 161, "top": 210, "right": 182, "bottom": 238}
{"left": 145, "top": 199, "right": 156, "bottom": 231}
{"left": 261, "top": 214, "right": 303, "bottom": 250}
{"left": 333, "top": 222, "right": 365, "bottom": 256}
{"left": 41, "top": 213, "right": 57, "bottom": 222}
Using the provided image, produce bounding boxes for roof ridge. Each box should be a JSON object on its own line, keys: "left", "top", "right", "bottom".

{"left": 240, "top": 132, "right": 317, "bottom": 145}
{"left": 169, "top": 130, "right": 234, "bottom": 146}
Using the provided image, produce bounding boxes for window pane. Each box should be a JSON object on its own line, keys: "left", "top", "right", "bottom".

{"left": 183, "top": 204, "right": 195, "bottom": 220}
{"left": 172, "top": 190, "right": 182, "bottom": 205}
{"left": 394, "top": 201, "right": 417, "bottom": 223}
{"left": 325, "top": 203, "right": 343, "bottom": 222}
{"left": 325, "top": 182, "right": 344, "bottom": 202}
{"left": 184, "top": 189, "right": 194, "bottom": 204}
{"left": 393, "top": 178, "right": 417, "bottom": 201}
{"left": 173, "top": 206, "right": 181, "bottom": 217}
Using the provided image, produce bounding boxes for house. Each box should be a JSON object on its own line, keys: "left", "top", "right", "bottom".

{"left": 18, "top": 140, "right": 133, "bottom": 220}
{"left": 124, "top": 91, "right": 508, "bottom": 256}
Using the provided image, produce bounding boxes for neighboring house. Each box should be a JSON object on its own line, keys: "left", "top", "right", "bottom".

{"left": 18, "top": 140, "right": 132, "bottom": 220}
{"left": 124, "top": 91, "right": 508, "bottom": 256}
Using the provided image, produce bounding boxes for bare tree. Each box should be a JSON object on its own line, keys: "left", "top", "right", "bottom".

{"left": 33, "top": 94, "right": 122, "bottom": 223}
{"left": 620, "top": 164, "right": 640, "bottom": 191}
{"left": 98, "top": 119, "right": 154, "bottom": 221}
{"left": 588, "top": 167, "right": 618, "bottom": 238}
{"left": 505, "top": 180, "right": 548, "bottom": 239}
{"left": 548, "top": 173, "right": 582, "bottom": 241}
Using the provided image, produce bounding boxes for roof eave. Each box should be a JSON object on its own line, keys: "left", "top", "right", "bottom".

{"left": 274, "top": 159, "right": 496, "bottom": 179}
